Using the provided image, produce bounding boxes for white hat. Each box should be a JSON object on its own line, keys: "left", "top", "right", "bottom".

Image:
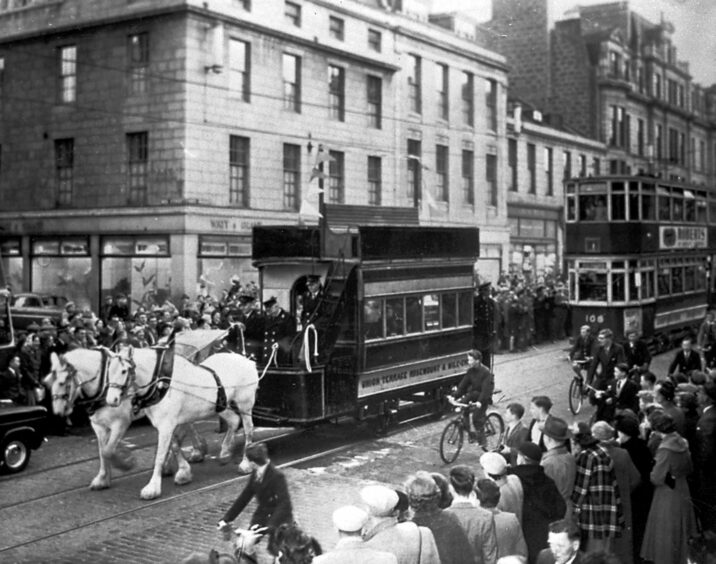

{"left": 360, "top": 485, "right": 399, "bottom": 517}
{"left": 332, "top": 505, "right": 368, "bottom": 533}
{"left": 480, "top": 451, "right": 507, "bottom": 475}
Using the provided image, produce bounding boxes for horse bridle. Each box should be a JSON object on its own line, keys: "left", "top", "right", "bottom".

{"left": 51, "top": 359, "right": 99, "bottom": 404}
{"left": 108, "top": 353, "right": 136, "bottom": 398}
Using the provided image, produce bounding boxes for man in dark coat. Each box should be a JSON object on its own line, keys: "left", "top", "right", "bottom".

{"left": 668, "top": 335, "right": 702, "bottom": 377}
{"left": 570, "top": 325, "right": 596, "bottom": 378}
{"left": 694, "top": 381, "right": 716, "bottom": 532}
{"left": 473, "top": 282, "right": 496, "bottom": 369}
{"left": 453, "top": 349, "right": 494, "bottom": 446}
{"left": 510, "top": 442, "right": 566, "bottom": 564}
{"left": 536, "top": 519, "right": 586, "bottom": 564}
{"left": 587, "top": 328, "right": 625, "bottom": 390}
{"left": 0, "top": 355, "right": 26, "bottom": 404}
{"left": 262, "top": 296, "right": 295, "bottom": 366}
{"left": 300, "top": 275, "right": 324, "bottom": 329}
{"left": 609, "top": 363, "right": 640, "bottom": 416}
{"left": 527, "top": 395, "right": 554, "bottom": 452}
{"left": 624, "top": 331, "right": 651, "bottom": 375}
{"left": 227, "top": 295, "right": 265, "bottom": 361}
{"left": 218, "top": 442, "right": 293, "bottom": 554}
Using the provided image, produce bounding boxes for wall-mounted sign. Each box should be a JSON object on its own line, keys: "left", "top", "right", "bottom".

{"left": 659, "top": 226, "right": 707, "bottom": 249}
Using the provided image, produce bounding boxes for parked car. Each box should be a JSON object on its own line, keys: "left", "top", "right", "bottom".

{"left": 0, "top": 401, "right": 48, "bottom": 473}
{"left": 10, "top": 292, "right": 68, "bottom": 331}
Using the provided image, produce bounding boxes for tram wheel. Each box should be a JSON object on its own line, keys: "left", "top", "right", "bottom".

{"left": 569, "top": 379, "right": 584, "bottom": 415}
{"left": 1, "top": 436, "right": 30, "bottom": 474}
{"left": 439, "top": 420, "right": 464, "bottom": 464}
{"left": 483, "top": 413, "right": 505, "bottom": 452}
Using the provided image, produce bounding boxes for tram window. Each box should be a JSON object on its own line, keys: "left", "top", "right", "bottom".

{"left": 611, "top": 271, "right": 626, "bottom": 302}
{"left": 457, "top": 291, "right": 472, "bottom": 326}
{"left": 642, "top": 269, "right": 654, "bottom": 299}
{"left": 611, "top": 182, "right": 626, "bottom": 220}
{"left": 441, "top": 293, "right": 457, "bottom": 328}
{"left": 578, "top": 271, "right": 607, "bottom": 301}
{"left": 364, "top": 299, "right": 384, "bottom": 340}
{"left": 658, "top": 188, "right": 671, "bottom": 220}
{"left": 642, "top": 184, "right": 655, "bottom": 220}
{"left": 684, "top": 266, "right": 696, "bottom": 292}
{"left": 696, "top": 267, "right": 706, "bottom": 290}
{"left": 658, "top": 268, "right": 670, "bottom": 296}
{"left": 684, "top": 197, "right": 695, "bottom": 222}
{"left": 671, "top": 267, "right": 683, "bottom": 293}
{"left": 710, "top": 199, "right": 716, "bottom": 223}
{"left": 579, "top": 195, "right": 606, "bottom": 221}
{"left": 385, "top": 298, "right": 404, "bottom": 336}
{"left": 566, "top": 195, "right": 576, "bottom": 221}
{"left": 405, "top": 296, "right": 422, "bottom": 334}
{"left": 697, "top": 200, "right": 707, "bottom": 223}
{"left": 628, "top": 185, "right": 639, "bottom": 221}
{"left": 672, "top": 198, "right": 684, "bottom": 222}
{"left": 628, "top": 262, "right": 639, "bottom": 301}
{"left": 424, "top": 294, "right": 440, "bottom": 331}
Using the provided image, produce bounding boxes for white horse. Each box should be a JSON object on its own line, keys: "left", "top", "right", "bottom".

{"left": 109, "top": 347, "right": 258, "bottom": 500}
{"left": 46, "top": 348, "right": 208, "bottom": 491}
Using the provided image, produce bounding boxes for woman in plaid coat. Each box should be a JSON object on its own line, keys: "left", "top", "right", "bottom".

{"left": 571, "top": 429, "right": 624, "bottom": 552}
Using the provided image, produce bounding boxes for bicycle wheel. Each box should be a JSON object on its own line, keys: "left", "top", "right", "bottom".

{"left": 440, "top": 420, "right": 464, "bottom": 464}
{"left": 569, "top": 378, "right": 583, "bottom": 415}
{"left": 483, "top": 413, "right": 505, "bottom": 452}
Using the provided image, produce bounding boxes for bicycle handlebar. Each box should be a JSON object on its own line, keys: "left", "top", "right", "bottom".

{"left": 446, "top": 396, "right": 480, "bottom": 408}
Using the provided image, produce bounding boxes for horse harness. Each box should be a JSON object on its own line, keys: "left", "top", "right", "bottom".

{"left": 52, "top": 348, "right": 112, "bottom": 416}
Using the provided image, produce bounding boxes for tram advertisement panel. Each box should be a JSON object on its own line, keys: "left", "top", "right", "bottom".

{"left": 659, "top": 226, "right": 707, "bottom": 249}
{"left": 358, "top": 353, "right": 467, "bottom": 398}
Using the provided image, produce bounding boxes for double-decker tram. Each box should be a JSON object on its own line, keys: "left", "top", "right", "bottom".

{"left": 565, "top": 175, "right": 716, "bottom": 350}
{"left": 250, "top": 225, "right": 478, "bottom": 429}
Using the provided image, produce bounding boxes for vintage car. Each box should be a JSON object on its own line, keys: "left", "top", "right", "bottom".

{"left": 0, "top": 401, "right": 48, "bottom": 473}
{"left": 10, "top": 293, "right": 68, "bottom": 331}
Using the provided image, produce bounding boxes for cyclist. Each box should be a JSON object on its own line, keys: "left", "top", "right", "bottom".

{"left": 624, "top": 330, "right": 651, "bottom": 377}
{"left": 452, "top": 349, "right": 494, "bottom": 445}
{"left": 569, "top": 325, "right": 596, "bottom": 378}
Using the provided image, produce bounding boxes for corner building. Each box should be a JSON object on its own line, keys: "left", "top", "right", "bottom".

{"left": 0, "top": 0, "right": 509, "bottom": 311}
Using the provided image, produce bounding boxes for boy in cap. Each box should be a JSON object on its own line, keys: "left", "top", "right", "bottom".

{"left": 480, "top": 451, "right": 524, "bottom": 525}
{"left": 361, "top": 484, "right": 441, "bottom": 564}
{"left": 313, "top": 506, "right": 397, "bottom": 563}
{"left": 444, "top": 465, "right": 498, "bottom": 564}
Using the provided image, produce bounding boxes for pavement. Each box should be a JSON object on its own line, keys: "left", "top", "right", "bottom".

{"left": 10, "top": 339, "right": 577, "bottom": 564}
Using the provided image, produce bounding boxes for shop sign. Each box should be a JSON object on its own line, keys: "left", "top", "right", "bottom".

{"left": 358, "top": 354, "right": 468, "bottom": 398}
{"left": 659, "top": 226, "right": 707, "bottom": 249}
{"left": 208, "top": 218, "right": 263, "bottom": 232}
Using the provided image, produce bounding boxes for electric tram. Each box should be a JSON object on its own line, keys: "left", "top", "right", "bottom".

{"left": 250, "top": 225, "right": 479, "bottom": 429}
{"left": 564, "top": 175, "right": 716, "bottom": 350}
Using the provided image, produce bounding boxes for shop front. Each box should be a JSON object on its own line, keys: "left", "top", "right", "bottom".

{"left": 507, "top": 203, "right": 563, "bottom": 283}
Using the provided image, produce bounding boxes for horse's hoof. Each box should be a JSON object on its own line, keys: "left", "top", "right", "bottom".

{"left": 218, "top": 452, "right": 232, "bottom": 465}
{"left": 140, "top": 486, "right": 160, "bottom": 500}
{"left": 238, "top": 460, "right": 252, "bottom": 474}
{"left": 186, "top": 449, "right": 205, "bottom": 463}
{"left": 89, "top": 480, "right": 110, "bottom": 490}
{"left": 174, "top": 471, "right": 192, "bottom": 486}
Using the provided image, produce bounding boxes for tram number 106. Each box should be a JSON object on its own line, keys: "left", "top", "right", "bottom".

{"left": 585, "top": 314, "right": 605, "bottom": 324}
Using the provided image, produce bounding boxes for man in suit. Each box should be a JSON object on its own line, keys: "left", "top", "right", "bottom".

{"left": 695, "top": 381, "right": 716, "bottom": 532}
{"left": 453, "top": 349, "right": 495, "bottom": 446}
{"left": 498, "top": 402, "right": 530, "bottom": 465}
{"left": 475, "top": 478, "right": 527, "bottom": 560}
{"left": 668, "top": 335, "right": 702, "bottom": 377}
{"left": 609, "top": 363, "right": 640, "bottom": 416}
{"left": 624, "top": 330, "right": 651, "bottom": 375}
{"left": 313, "top": 506, "right": 397, "bottom": 564}
{"left": 536, "top": 519, "right": 586, "bottom": 564}
{"left": 527, "top": 395, "right": 554, "bottom": 452}
{"left": 587, "top": 328, "right": 625, "bottom": 390}
{"left": 218, "top": 443, "right": 293, "bottom": 555}
{"left": 0, "top": 355, "right": 26, "bottom": 404}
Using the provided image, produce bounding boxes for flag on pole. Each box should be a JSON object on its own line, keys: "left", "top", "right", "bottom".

{"left": 299, "top": 198, "right": 322, "bottom": 218}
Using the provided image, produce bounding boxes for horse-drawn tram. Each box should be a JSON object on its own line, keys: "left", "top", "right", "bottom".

{"left": 250, "top": 225, "right": 479, "bottom": 430}
{"left": 564, "top": 175, "right": 716, "bottom": 349}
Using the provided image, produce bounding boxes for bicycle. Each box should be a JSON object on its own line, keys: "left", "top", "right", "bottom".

{"left": 567, "top": 356, "right": 593, "bottom": 415}
{"left": 439, "top": 392, "right": 505, "bottom": 464}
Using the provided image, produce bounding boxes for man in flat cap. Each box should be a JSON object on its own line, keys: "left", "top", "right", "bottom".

{"left": 300, "top": 275, "right": 324, "bottom": 329}
{"left": 313, "top": 506, "right": 397, "bottom": 564}
{"left": 262, "top": 296, "right": 295, "bottom": 366}
{"left": 540, "top": 418, "right": 576, "bottom": 520}
{"left": 362, "top": 484, "right": 441, "bottom": 564}
{"left": 474, "top": 281, "right": 496, "bottom": 370}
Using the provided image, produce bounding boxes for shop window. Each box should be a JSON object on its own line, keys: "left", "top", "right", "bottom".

{"left": 0, "top": 239, "right": 22, "bottom": 291}
{"left": 198, "top": 236, "right": 256, "bottom": 301}
{"left": 32, "top": 237, "right": 92, "bottom": 310}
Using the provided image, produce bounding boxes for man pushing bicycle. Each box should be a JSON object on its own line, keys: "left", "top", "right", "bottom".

{"left": 451, "top": 349, "right": 495, "bottom": 446}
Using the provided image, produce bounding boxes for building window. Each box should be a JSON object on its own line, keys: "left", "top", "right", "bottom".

{"left": 407, "top": 55, "right": 421, "bottom": 114}
{"left": 283, "top": 143, "right": 300, "bottom": 210}
{"left": 486, "top": 153, "right": 497, "bottom": 206}
{"left": 436, "top": 63, "right": 449, "bottom": 121}
{"left": 700, "top": 140, "right": 706, "bottom": 171}
{"left": 366, "top": 75, "right": 382, "bottom": 129}
{"left": 128, "top": 33, "right": 149, "bottom": 95}
{"left": 127, "top": 132, "right": 148, "bottom": 205}
{"left": 285, "top": 1, "right": 301, "bottom": 27}
{"left": 236, "top": 0, "right": 251, "bottom": 9}
{"left": 578, "top": 154, "right": 587, "bottom": 176}
{"left": 668, "top": 128, "right": 678, "bottom": 163}
{"left": 229, "top": 135, "right": 250, "bottom": 207}
{"left": 653, "top": 73, "right": 662, "bottom": 99}
{"left": 282, "top": 53, "right": 300, "bottom": 112}
{"left": 485, "top": 78, "right": 497, "bottom": 131}
{"left": 609, "top": 51, "right": 620, "bottom": 78}
{"left": 435, "top": 145, "right": 448, "bottom": 202}
{"left": 563, "top": 150, "right": 572, "bottom": 180}
{"left": 407, "top": 139, "right": 421, "bottom": 202}
{"left": 368, "top": 29, "right": 381, "bottom": 52}
{"left": 545, "top": 147, "right": 553, "bottom": 196}
{"left": 655, "top": 124, "right": 663, "bottom": 160}
{"left": 508, "top": 139, "right": 517, "bottom": 191}
{"left": 462, "top": 149, "right": 474, "bottom": 204}
{"left": 229, "top": 39, "right": 250, "bottom": 102}
{"left": 328, "top": 65, "right": 345, "bottom": 121}
{"left": 679, "top": 132, "right": 685, "bottom": 165}
{"left": 527, "top": 143, "right": 536, "bottom": 194}
{"left": 55, "top": 138, "right": 74, "bottom": 206}
{"left": 0, "top": 56, "right": 4, "bottom": 101}
{"left": 637, "top": 118, "right": 645, "bottom": 156}
{"left": 610, "top": 105, "right": 626, "bottom": 147}
{"left": 678, "top": 84, "right": 685, "bottom": 108}
{"left": 328, "top": 150, "right": 344, "bottom": 203}
{"left": 368, "top": 156, "right": 382, "bottom": 205}
{"left": 58, "top": 45, "right": 77, "bottom": 103}
{"left": 329, "top": 16, "right": 344, "bottom": 41}
{"left": 593, "top": 157, "right": 601, "bottom": 175}
{"left": 462, "top": 71, "right": 474, "bottom": 126}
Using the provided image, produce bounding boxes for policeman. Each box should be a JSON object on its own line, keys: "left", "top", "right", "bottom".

{"left": 228, "top": 294, "right": 265, "bottom": 361}
{"left": 473, "top": 281, "right": 496, "bottom": 370}
{"left": 262, "top": 296, "right": 295, "bottom": 365}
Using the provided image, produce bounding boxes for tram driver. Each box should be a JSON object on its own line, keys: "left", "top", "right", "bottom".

{"left": 450, "top": 349, "right": 495, "bottom": 447}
